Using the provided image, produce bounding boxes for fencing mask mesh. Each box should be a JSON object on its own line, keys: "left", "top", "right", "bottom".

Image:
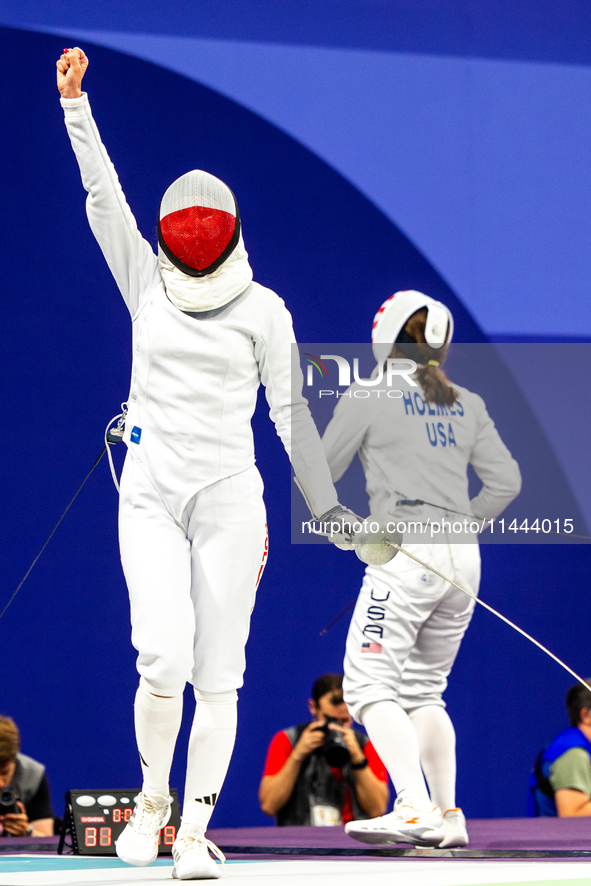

{"left": 158, "top": 170, "right": 241, "bottom": 277}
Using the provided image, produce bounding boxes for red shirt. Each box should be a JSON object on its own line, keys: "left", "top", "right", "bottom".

{"left": 262, "top": 727, "right": 388, "bottom": 824}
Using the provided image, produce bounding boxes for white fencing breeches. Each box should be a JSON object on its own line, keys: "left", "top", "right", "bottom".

{"left": 343, "top": 542, "right": 480, "bottom": 722}
{"left": 119, "top": 457, "right": 268, "bottom": 693}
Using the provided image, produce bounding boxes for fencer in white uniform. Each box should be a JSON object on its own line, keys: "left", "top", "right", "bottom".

{"left": 322, "top": 290, "right": 522, "bottom": 848}
{"left": 56, "top": 49, "right": 360, "bottom": 880}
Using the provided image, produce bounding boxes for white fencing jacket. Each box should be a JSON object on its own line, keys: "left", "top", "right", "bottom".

{"left": 322, "top": 379, "right": 521, "bottom": 527}
{"left": 62, "top": 94, "right": 338, "bottom": 522}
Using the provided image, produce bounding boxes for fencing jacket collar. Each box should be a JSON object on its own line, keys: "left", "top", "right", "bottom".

{"left": 158, "top": 233, "right": 253, "bottom": 313}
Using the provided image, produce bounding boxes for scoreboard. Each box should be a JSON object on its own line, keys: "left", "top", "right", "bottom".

{"left": 58, "top": 789, "right": 181, "bottom": 855}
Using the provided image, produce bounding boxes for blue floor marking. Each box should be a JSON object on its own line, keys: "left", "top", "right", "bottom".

{"left": 0, "top": 857, "right": 174, "bottom": 873}
{"left": 0, "top": 856, "right": 261, "bottom": 873}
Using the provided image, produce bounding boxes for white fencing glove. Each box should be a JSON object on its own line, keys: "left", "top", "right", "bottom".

{"left": 318, "top": 505, "right": 364, "bottom": 550}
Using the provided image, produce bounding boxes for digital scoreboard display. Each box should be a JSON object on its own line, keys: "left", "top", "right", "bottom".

{"left": 59, "top": 789, "right": 181, "bottom": 855}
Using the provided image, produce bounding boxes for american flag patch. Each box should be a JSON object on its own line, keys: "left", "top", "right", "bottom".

{"left": 362, "top": 642, "right": 382, "bottom": 654}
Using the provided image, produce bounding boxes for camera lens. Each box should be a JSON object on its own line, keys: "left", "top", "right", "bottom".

{"left": 0, "top": 789, "right": 17, "bottom": 811}
{"left": 322, "top": 718, "right": 350, "bottom": 767}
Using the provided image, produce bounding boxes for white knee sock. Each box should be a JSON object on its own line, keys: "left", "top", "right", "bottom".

{"left": 134, "top": 678, "right": 184, "bottom": 799}
{"left": 181, "top": 690, "right": 237, "bottom": 831}
{"left": 409, "top": 705, "right": 457, "bottom": 812}
{"left": 361, "top": 700, "right": 432, "bottom": 810}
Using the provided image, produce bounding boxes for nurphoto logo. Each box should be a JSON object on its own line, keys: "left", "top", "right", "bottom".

{"left": 304, "top": 353, "right": 418, "bottom": 398}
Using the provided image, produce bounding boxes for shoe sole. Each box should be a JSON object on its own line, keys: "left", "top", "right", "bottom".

{"left": 346, "top": 825, "right": 445, "bottom": 847}
{"left": 439, "top": 837, "right": 469, "bottom": 848}
{"left": 115, "top": 850, "right": 157, "bottom": 868}
{"left": 172, "top": 862, "right": 221, "bottom": 879}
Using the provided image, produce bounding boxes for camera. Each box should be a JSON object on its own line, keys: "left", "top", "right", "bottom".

{"left": 0, "top": 789, "right": 20, "bottom": 815}
{"left": 318, "top": 717, "right": 350, "bottom": 768}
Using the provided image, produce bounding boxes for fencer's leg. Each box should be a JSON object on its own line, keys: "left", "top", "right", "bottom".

{"left": 343, "top": 551, "right": 453, "bottom": 846}
{"left": 346, "top": 699, "right": 444, "bottom": 846}
{"left": 181, "top": 468, "right": 266, "bottom": 829}
{"left": 119, "top": 458, "right": 195, "bottom": 691}
{"left": 181, "top": 689, "right": 238, "bottom": 829}
{"left": 170, "top": 468, "right": 266, "bottom": 879}
{"left": 173, "top": 691, "right": 236, "bottom": 878}
{"left": 116, "top": 458, "right": 195, "bottom": 868}
{"left": 135, "top": 677, "right": 184, "bottom": 799}
{"left": 117, "top": 675, "right": 185, "bottom": 868}
{"left": 343, "top": 555, "right": 444, "bottom": 808}
{"left": 409, "top": 705, "right": 456, "bottom": 812}
{"left": 361, "top": 701, "right": 431, "bottom": 808}
{"left": 174, "top": 704, "right": 231, "bottom": 885}
{"left": 409, "top": 705, "right": 468, "bottom": 847}
{"left": 186, "top": 467, "right": 267, "bottom": 696}
{"left": 392, "top": 544, "right": 479, "bottom": 848}
{"left": 398, "top": 542, "right": 480, "bottom": 814}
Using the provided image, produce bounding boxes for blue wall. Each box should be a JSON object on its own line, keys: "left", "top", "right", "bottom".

{"left": 1, "top": 6, "right": 590, "bottom": 827}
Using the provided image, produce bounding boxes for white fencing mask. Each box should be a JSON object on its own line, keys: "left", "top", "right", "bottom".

{"left": 158, "top": 170, "right": 241, "bottom": 275}
{"left": 157, "top": 170, "right": 253, "bottom": 312}
{"left": 371, "top": 290, "right": 454, "bottom": 363}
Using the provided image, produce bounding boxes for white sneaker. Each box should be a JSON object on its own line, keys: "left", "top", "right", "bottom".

{"left": 345, "top": 794, "right": 445, "bottom": 847}
{"left": 115, "top": 792, "right": 171, "bottom": 866}
{"left": 172, "top": 825, "right": 225, "bottom": 880}
{"left": 438, "top": 808, "right": 468, "bottom": 848}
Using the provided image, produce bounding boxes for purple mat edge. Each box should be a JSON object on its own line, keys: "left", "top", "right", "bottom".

{"left": 207, "top": 818, "right": 591, "bottom": 851}
{"left": 2, "top": 817, "right": 591, "bottom": 856}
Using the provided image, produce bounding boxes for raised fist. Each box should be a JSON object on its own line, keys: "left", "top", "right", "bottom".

{"left": 56, "top": 47, "right": 88, "bottom": 99}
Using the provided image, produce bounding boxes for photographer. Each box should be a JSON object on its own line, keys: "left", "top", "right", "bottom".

{"left": 529, "top": 681, "right": 591, "bottom": 817}
{"left": 259, "top": 675, "right": 388, "bottom": 825}
{"left": 0, "top": 717, "right": 54, "bottom": 837}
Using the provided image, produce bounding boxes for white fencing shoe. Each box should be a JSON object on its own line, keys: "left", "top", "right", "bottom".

{"left": 115, "top": 792, "right": 171, "bottom": 866}
{"left": 345, "top": 794, "right": 445, "bottom": 846}
{"left": 172, "top": 825, "right": 225, "bottom": 880}
{"left": 438, "top": 808, "right": 468, "bottom": 847}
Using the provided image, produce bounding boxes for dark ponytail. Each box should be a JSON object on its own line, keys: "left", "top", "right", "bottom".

{"left": 394, "top": 308, "right": 458, "bottom": 407}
